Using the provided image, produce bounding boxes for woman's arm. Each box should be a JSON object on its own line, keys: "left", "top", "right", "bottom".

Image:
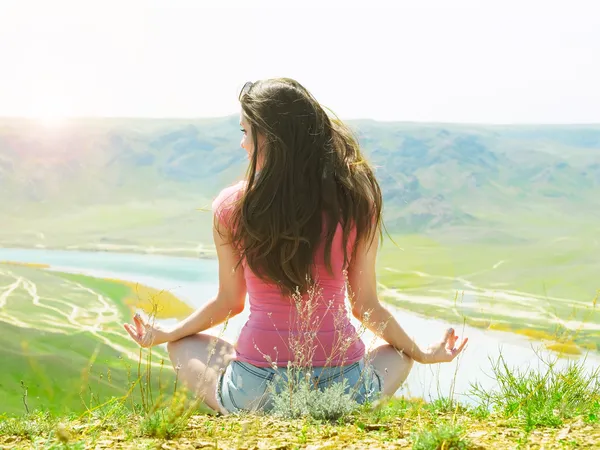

{"left": 347, "top": 232, "right": 467, "bottom": 364}
{"left": 124, "top": 223, "right": 247, "bottom": 347}
{"left": 167, "top": 225, "right": 247, "bottom": 341}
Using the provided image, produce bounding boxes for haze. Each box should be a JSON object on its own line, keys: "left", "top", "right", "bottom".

{"left": 1, "top": 0, "right": 599, "bottom": 124}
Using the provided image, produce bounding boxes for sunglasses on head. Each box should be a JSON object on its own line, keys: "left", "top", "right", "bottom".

{"left": 239, "top": 81, "right": 253, "bottom": 100}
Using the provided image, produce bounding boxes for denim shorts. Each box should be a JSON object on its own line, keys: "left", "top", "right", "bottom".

{"left": 215, "top": 359, "right": 382, "bottom": 414}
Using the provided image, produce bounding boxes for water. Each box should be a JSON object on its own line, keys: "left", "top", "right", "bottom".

{"left": 2, "top": 247, "right": 599, "bottom": 405}
{"left": 0, "top": 247, "right": 218, "bottom": 282}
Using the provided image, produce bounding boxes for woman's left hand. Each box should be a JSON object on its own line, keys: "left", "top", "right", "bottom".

{"left": 421, "top": 328, "right": 468, "bottom": 364}
{"left": 123, "top": 313, "right": 170, "bottom": 348}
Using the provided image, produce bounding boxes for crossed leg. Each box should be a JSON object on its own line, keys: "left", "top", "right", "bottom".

{"left": 166, "top": 333, "right": 235, "bottom": 413}
{"left": 168, "top": 336, "right": 413, "bottom": 412}
{"left": 367, "top": 344, "right": 414, "bottom": 396}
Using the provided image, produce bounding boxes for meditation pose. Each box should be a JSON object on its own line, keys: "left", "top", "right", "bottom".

{"left": 124, "top": 78, "right": 468, "bottom": 414}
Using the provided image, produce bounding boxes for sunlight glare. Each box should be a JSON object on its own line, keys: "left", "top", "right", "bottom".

{"left": 31, "top": 93, "right": 74, "bottom": 128}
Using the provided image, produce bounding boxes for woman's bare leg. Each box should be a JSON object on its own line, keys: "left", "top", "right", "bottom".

{"left": 367, "top": 344, "right": 414, "bottom": 396}
{"left": 167, "top": 333, "right": 235, "bottom": 413}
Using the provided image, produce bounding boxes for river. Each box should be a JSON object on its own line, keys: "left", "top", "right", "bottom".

{"left": 2, "top": 247, "right": 599, "bottom": 405}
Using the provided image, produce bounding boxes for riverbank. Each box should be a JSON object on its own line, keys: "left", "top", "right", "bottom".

{"left": 5, "top": 237, "right": 599, "bottom": 360}
{"left": 2, "top": 246, "right": 599, "bottom": 362}
{"left": 0, "top": 242, "right": 216, "bottom": 260}
{"left": 4, "top": 251, "right": 596, "bottom": 359}
{"left": 4, "top": 255, "right": 592, "bottom": 357}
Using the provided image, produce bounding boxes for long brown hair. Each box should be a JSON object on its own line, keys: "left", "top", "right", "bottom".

{"left": 228, "top": 78, "right": 382, "bottom": 295}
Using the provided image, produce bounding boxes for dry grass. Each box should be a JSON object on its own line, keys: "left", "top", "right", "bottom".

{"left": 2, "top": 398, "right": 599, "bottom": 449}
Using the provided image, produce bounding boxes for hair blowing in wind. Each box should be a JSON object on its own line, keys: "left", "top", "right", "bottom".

{"left": 224, "top": 78, "right": 383, "bottom": 295}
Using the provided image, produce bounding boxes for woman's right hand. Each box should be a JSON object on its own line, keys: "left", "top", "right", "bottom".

{"left": 421, "top": 328, "right": 468, "bottom": 364}
{"left": 123, "top": 313, "right": 170, "bottom": 348}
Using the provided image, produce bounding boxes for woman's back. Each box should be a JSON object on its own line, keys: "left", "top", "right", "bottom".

{"left": 124, "top": 78, "right": 465, "bottom": 416}
{"left": 213, "top": 180, "right": 365, "bottom": 367}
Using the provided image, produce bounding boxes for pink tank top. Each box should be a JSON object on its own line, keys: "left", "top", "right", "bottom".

{"left": 212, "top": 181, "right": 366, "bottom": 368}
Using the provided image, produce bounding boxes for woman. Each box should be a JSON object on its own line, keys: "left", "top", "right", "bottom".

{"left": 124, "top": 78, "right": 468, "bottom": 414}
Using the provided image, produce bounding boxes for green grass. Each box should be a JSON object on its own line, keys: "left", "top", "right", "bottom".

{"left": 470, "top": 352, "right": 600, "bottom": 430}
{"left": 377, "top": 233, "right": 600, "bottom": 352}
{"left": 51, "top": 272, "right": 133, "bottom": 318}
{"left": 1, "top": 118, "right": 599, "bottom": 447}
{"left": 0, "top": 321, "right": 177, "bottom": 416}
{"left": 411, "top": 422, "right": 471, "bottom": 450}
{"left": 0, "top": 264, "right": 177, "bottom": 416}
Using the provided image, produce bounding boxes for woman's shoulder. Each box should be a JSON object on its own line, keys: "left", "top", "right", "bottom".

{"left": 212, "top": 180, "right": 246, "bottom": 226}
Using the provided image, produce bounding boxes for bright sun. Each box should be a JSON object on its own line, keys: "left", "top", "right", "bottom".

{"left": 30, "top": 93, "right": 74, "bottom": 127}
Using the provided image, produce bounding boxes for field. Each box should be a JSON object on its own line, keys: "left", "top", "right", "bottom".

{"left": 0, "top": 263, "right": 188, "bottom": 415}
{"left": 377, "top": 233, "right": 600, "bottom": 354}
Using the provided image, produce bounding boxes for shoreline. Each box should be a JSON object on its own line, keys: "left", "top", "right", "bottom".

{"left": 0, "top": 242, "right": 218, "bottom": 261}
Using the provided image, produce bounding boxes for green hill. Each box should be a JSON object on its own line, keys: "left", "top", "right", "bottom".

{"left": 1, "top": 118, "right": 599, "bottom": 254}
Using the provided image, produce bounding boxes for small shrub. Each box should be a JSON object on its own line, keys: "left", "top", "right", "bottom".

{"left": 86, "top": 399, "right": 132, "bottom": 432}
{"left": 271, "top": 375, "right": 360, "bottom": 421}
{"left": 264, "top": 279, "right": 372, "bottom": 422}
{"left": 0, "top": 411, "right": 57, "bottom": 439}
{"left": 139, "top": 409, "right": 186, "bottom": 440}
{"left": 426, "top": 397, "right": 465, "bottom": 415}
{"left": 468, "top": 404, "right": 491, "bottom": 420}
{"left": 138, "top": 391, "right": 196, "bottom": 439}
{"left": 412, "top": 422, "right": 471, "bottom": 450}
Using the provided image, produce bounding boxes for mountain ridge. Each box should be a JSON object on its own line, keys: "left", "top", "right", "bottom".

{"left": 1, "top": 116, "right": 598, "bottom": 251}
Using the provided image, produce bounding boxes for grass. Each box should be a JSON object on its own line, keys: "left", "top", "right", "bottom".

{"left": 411, "top": 422, "right": 471, "bottom": 450}
{"left": 377, "top": 233, "right": 600, "bottom": 301}
{"left": 2, "top": 394, "right": 599, "bottom": 449}
{"left": 376, "top": 234, "right": 600, "bottom": 354}
{"left": 54, "top": 272, "right": 194, "bottom": 319}
{"left": 470, "top": 351, "right": 600, "bottom": 430}
{"left": 3, "top": 118, "right": 600, "bottom": 447}
{"left": 0, "top": 263, "right": 185, "bottom": 415}
{"left": 0, "top": 310, "right": 598, "bottom": 448}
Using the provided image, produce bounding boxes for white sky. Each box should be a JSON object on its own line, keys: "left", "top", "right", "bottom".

{"left": 1, "top": 0, "right": 599, "bottom": 123}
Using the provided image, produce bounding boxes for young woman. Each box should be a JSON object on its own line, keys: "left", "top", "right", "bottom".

{"left": 124, "top": 78, "right": 468, "bottom": 414}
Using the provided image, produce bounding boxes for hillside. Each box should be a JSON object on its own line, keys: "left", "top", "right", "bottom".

{"left": 1, "top": 117, "right": 599, "bottom": 254}
{"left": 0, "top": 262, "right": 187, "bottom": 415}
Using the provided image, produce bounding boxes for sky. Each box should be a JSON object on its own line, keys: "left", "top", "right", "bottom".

{"left": 1, "top": 0, "right": 599, "bottom": 124}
